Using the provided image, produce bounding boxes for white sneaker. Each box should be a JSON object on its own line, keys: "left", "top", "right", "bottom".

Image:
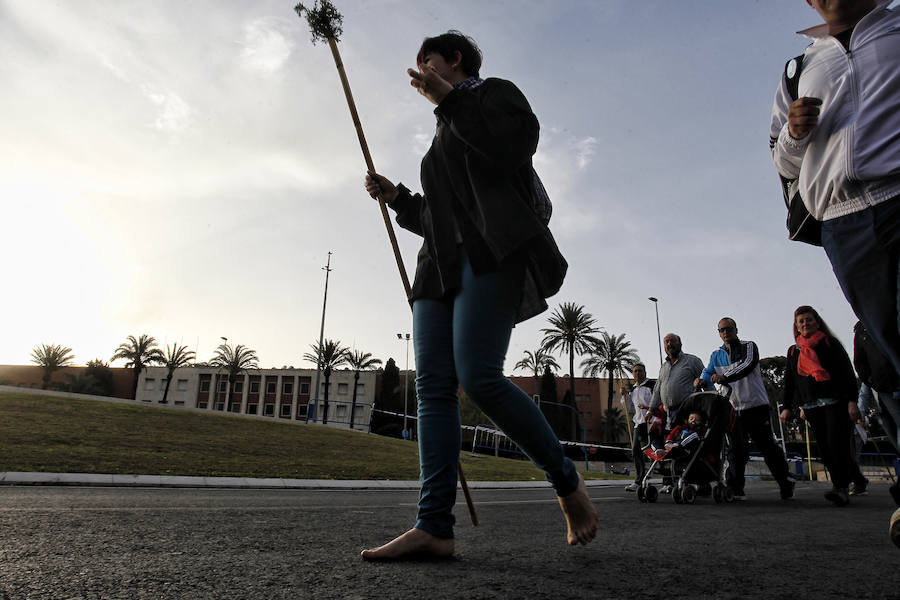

{"left": 625, "top": 482, "right": 638, "bottom": 492}
{"left": 661, "top": 485, "right": 673, "bottom": 494}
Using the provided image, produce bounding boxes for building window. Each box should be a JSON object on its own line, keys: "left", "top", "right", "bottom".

{"left": 283, "top": 381, "right": 293, "bottom": 395}
{"left": 336, "top": 405, "right": 347, "bottom": 417}
{"left": 144, "top": 379, "right": 155, "bottom": 391}
{"left": 176, "top": 379, "right": 188, "bottom": 391}
{"left": 249, "top": 381, "right": 260, "bottom": 394}
{"left": 353, "top": 405, "right": 364, "bottom": 416}
{"left": 159, "top": 380, "right": 167, "bottom": 390}
{"left": 264, "top": 404, "right": 274, "bottom": 416}
{"left": 231, "top": 403, "right": 241, "bottom": 413}
{"left": 215, "top": 403, "right": 224, "bottom": 411}
{"left": 200, "top": 380, "right": 210, "bottom": 393}
{"left": 337, "top": 383, "right": 349, "bottom": 395}
{"left": 356, "top": 383, "right": 366, "bottom": 395}
{"left": 198, "top": 402, "right": 207, "bottom": 409}
{"left": 281, "top": 404, "right": 292, "bottom": 417}
{"left": 247, "top": 404, "right": 258, "bottom": 414}
{"left": 218, "top": 380, "right": 227, "bottom": 393}
{"left": 234, "top": 381, "right": 243, "bottom": 394}
{"left": 300, "top": 381, "right": 310, "bottom": 395}
{"left": 175, "top": 400, "right": 184, "bottom": 406}
{"left": 266, "top": 381, "right": 276, "bottom": 395}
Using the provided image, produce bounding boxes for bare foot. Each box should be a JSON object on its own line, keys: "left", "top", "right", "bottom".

{"left": 558, "top": 475, "right": 598, "bottom": 546}
{"left": 360, "top": 528, "right": 455, "bottom": 561}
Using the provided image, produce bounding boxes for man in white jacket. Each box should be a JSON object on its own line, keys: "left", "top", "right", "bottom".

{"left": 770, "top": 0, "right": 900, "bottom": 376}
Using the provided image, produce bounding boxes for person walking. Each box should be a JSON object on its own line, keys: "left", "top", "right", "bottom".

{"left": 623, "top": 362, "right": 655, "bottom": 492}
{"left": 696, "top": 317, "right": 794, "bottom": 501}
{"left": 781, "top": 306, "right": 859, "bottom": 506}
{"left": 361, "top": 31, "right": 596, "bottom": 560}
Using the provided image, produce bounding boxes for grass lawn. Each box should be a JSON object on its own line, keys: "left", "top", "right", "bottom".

{"left": 0, "top": 391, "right": 621, "bottom": 481}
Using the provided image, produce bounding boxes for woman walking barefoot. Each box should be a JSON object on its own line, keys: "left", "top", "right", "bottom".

{"left": 360, "top": 31, "right": 597, "bottom": 560}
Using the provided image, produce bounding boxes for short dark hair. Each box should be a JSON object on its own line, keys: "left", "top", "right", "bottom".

{"left": 719, "top": 317, "right": 737, "bottom": 329}
{"left": 417, "top": 30, "right": 482, "bottom": 78}
{"left": 632, "top": 362, "right": 646, "bottom": 371}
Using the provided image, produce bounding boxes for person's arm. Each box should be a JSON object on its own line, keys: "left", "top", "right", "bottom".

{"left": 720, "top": 341, "right": 760, "bottom": 383}
{"left": 857, "top": 382, "right": 874, "bottom": 415}
{"left": 781, "top": 346, "right": 797, "bottom": 422}
{"left": 365, "top": 172, "right": 425, "bottom": 236}
{"left": 649, "top": 373, "right": 662, "bottom": 411}
{"left": 830, "top": 339, "right": 861, "bottom": 404}
{"left": 770, "top": 71, "right": 818, "bottom": 180}
{"left": 700, "top": 351, "right": 717, "bottom": 384}
{"left": 435, "top": 79, "right": 539, "bottom": 169}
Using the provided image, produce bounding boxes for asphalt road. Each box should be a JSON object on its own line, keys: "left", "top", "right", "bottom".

{"left": 0, "top": 482, "right": 897, "bottom": 600}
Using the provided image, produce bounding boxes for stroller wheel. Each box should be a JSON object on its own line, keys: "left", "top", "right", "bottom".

{"left": 637, "top": 486, "right": 647, "bottom": 503}
{"left": 673, "top": 485, "right": 683, "bottom": 504}
{"left": 723, "top": 486, "right": 735, "bottom": 503}
{"left": 713, "top": 485, "right": 724, "bottom": 503}
{"left": 646, "top": 485, "right": 659, "bottom": 503}
{"left": 682, "top": 484, "right": 696, "bottom": 504}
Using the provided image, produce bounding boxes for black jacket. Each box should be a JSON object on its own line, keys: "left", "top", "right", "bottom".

{"left": 389, "top": 78, "right": 567, "bottom": 323}
{"left": 784, "top": 335, "right": 858, "bottom": 410}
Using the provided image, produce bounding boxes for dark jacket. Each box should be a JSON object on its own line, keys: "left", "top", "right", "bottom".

{"left": 784, "top": 335, "right": 858, "bottom": 410}
{"left": 389, "top": 78, "right": 567, "bottom": 323}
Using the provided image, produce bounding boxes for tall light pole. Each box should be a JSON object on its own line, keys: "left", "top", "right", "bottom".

{"left": 648, "top": 297, "right": 662, "bottom": 368}
{"left": 311, "top": 252, "right": 333, "bottom": 424}
{"left": 397, "top": 332, "right": 411, "bottom": 439}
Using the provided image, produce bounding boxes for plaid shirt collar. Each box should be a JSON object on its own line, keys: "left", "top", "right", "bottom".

{"left": 454, "top": 76, "right": 484, "bottom": 90}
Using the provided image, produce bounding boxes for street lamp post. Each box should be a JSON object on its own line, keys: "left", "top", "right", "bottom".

{"left": 311, "top": 252, "right": 333, "bottom": 424}
{"left": 648, "top": 297, "right": 662, "bottom": 368}
{"left": 397, "top": 333, "right": 411, "bottom": 439}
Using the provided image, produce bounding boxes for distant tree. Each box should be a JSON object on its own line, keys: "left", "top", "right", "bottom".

{"left": 159, "top": 344, "right": 196, "bottom": 405}
{"left": 581, "top": 332, "right": 640, "bottom": 412}
{"left": 303, "top": 338, "right": 349, "bottom": 424}
{"left": 759, "top": 355, "right": 788, "bottom": 413}
{"left": 373, "top": 358, "right": 401, "bottom": 436}
{"left": 345, "top": 350, "right": 382, "bottom": 429}
{"left": 541, "top": 302, "right": 600, "bottom": 436}
{"left": 599, "top": 406, "right": 628, "bottom": 443}
{"left": 31, "top": 343, "right": 75, "bottom": 389}
{"left": 209, "top": 342, "right": 258, "bottom": 412}
{"left": 538, "top": 365, "right": 563, "bottom": 438}
{"left": 515, "top": 348, "right": 560, "bottom": 378}
{"left": 111, "top": 335, "right": 164, "bottom": 399}
{"left": 63, "top": 358, "right": 113, "bottom": 396}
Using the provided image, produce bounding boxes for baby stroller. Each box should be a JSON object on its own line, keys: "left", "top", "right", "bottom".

{"left": 636, "top": 385, "right": 736, "bottom": 504}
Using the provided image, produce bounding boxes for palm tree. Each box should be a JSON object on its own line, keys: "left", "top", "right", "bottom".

{"left": 599, "top": 406, "right": 629, "bottom": 442}
{"left": 30, "top": 343, "right": 75, "bottom": 389}
{"left": 111, "top": 335, "right": 164, "bottom": 399}
{"left": 345, "top": 350, "right": 382, "bottom": 429}
{"left": 541, "top": 302, "right": 600, "bottom": 436}
{"left": 581, "top": 331, "right": 640, "bottom": 412}
{"left": 303, "top": 338, "right": 350, "bottom": 424}
{"left": 514, "top": 348, "right": 560, "bottom": 385}
{"left": 209, "top": 342, "right": 259, "bottom": 412}
{"left": 159, "top": 344, "right": 196, "bottom": 404}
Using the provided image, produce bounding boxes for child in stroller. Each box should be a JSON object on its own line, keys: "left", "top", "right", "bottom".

{"left": 636, "top": 386, "right": 736, "bottom": 504}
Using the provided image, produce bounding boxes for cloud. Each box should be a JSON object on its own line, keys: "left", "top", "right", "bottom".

{"left": 239, "top": 18, "right": 294, "bottom": 76}
{"left": 142, "top": 85, "right": 195, "bottom": 137}
{"left": 573, "top": 136, "right": 597, "bottom": 170}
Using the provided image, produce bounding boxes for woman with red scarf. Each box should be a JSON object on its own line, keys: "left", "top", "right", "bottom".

{"left": 781, "top": 306, "right": 859, "bottom": 506}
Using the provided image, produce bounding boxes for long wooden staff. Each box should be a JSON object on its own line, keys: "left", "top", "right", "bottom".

{"left": 294, "top": 0, "right": 477, "bottom": 527}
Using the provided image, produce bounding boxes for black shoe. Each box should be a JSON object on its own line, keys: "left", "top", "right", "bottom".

{"left": 849, "top": 479, "right": 868, "bottom": 496}
{"left": 824, "top": 487, "right": 849, "bottom": 507}
{"left": 780, "top": 479, "right": 795, "bottom": 500}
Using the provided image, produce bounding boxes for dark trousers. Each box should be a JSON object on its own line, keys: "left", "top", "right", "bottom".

{"left": 805, "top": 402, "right": 853, "bottom": 489}
{"left": 632, "top": 423, "right": 648, "bottom": 482}
{"left": 730, "top": 404, "right": 791, "bottom": 493}
{"left": 822, "top": 198, "right": 900, "bottom": 375}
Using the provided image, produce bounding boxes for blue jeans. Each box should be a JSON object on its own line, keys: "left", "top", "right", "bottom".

{"left": 412, "top": 249, "right": 578, "bottom": 539}
{"left": 821, "top": 198, "right": 900, "bottom": 375}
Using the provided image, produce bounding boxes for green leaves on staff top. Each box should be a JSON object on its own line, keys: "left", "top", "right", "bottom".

{"left": 294, "top": 0, "right": 343, "bottom": 44}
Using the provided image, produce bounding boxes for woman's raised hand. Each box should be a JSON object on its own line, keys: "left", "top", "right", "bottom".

{"left": 364, "top": 171, "right": 398, "bottom": 204}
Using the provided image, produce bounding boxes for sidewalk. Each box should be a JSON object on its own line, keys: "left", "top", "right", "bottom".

{"left": 0, "top": 471, "right": 626, "bottom": 490}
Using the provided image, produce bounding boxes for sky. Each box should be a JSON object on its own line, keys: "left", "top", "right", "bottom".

{"left": 0, "top": 0, "right": 865, "bottom": 378}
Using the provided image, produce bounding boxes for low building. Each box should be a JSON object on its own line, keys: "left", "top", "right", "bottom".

{"left": 135, "top": 366, "right": 378, "bottom": 430}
